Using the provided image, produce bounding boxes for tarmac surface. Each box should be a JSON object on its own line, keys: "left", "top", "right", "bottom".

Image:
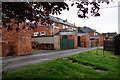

{"left": 2, "top": 47, "right": 103, "bottom": 72}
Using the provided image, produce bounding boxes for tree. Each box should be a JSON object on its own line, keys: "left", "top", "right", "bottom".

{"left": 2, "top": 0, "right": 115, "bottom": 31}
{"left": 2, "top": 2, "right": 69, "bottom": 31}
{"left": 71, "top": 0, "right": 115, "bottom": 18}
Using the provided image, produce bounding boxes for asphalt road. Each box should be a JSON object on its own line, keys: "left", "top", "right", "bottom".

{"left": 2, "top": 47, "right": 103, "bottom": 72}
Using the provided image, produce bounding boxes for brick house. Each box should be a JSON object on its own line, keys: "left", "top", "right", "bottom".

{"left": 1, "top": 21, "right": 33, "bottom": 57}
{"left": 32, "top": 16, "right": 78, "bottom": 50}
{"left": 102, "top": 32, "right": 117, "bottom": 39}
{"left": 33, "top": 16, "right": 78, "bottom": 36}
{"left": 80, "top": 26, "right": 100, "bottom": 36}
{"left": 78, "top": 27, "right": 104, "bottom": 47}
{"left": 78, "top": 33, "right": 90, "bottom": 47}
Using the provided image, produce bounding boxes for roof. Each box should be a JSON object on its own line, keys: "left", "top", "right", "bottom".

{"left": 80, "top": 27, "right": 94, "bottom": 32}
{"left": 90, "top": 36, "right": 100, "bottom": 39}
{"left": 78, "top": 33, "right": 88, "bottom": 36}
{"left": 55, "top": 31, "right": 76, "bottom": 35}
{"left": 49, "top": 16, "right": 77, "bottom": 27}
{"left": 53, "top": 26, "right": 59, "bottom": 28}
{"left": 102, "top": 32, "right": 117, "bottom": 36}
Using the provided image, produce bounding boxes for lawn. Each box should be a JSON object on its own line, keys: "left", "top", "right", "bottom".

{"left": 2, "top": 49, "right": 120, "bottom": 80}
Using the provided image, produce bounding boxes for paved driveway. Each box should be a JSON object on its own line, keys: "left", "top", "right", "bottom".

{"left": 2, "top": 47, "right": 103, "bottom": 71}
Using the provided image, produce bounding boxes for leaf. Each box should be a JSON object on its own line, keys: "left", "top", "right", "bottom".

{"left": 71, "top": 3, "right": 74, "bottom": 6}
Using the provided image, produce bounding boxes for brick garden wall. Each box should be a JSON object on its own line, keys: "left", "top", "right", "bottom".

{"left": 74, "top": 32, "right": 78, "bottom": 48}
{"left": 79, "top": 34, "right": 90, "bottom": 47}
{"left": 104, "top": 39, "right": 114, "bottom": 51}
{"left": 99, "top": 36, "right": 104, "bottom": 46}
{"left": 1, "top": 22, "right": 33, "bottom": 57}
{"left": 32, "top": 36, "right": 60, "bottom": 49}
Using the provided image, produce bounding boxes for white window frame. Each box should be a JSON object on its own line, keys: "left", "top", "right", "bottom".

{"left": 40, "top": 31, "right": 46, "bottom": 36}
{"left": 74, "top": 28, "right": 76, "bottom": 30}
{"left": 34, "top": 32, "right": 39, "bottom": 36}
{"left": 63, "top": 25, "right": 65, "bottom": 29}
{"left": 66, "top": 26, "right": 68, "bottom": 28}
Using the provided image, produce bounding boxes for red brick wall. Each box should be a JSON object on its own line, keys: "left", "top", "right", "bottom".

{"left": 79, "top": 36, "right": 86, "bottom": 47}
{"left": 0, "top": 42, "right": 9, "bottom": 57}
{"left": 54, "top": 22, "right": 63, "bottom": 29}
{"left": 88, "top": 32, "right": 94, "bottom": 36}
{"left": 58, "top": 35, "right": 61, "bottom": 49}
{"left": 53, "top": 28, "right": 59, "bottom": 35}
{"left": 79, "top": 34, "right": 90, "bottom": 47}
{"left": 68, "top": 35, "right": 74, "bottom": 39}
{"left": 74, "top": 32, "right": 78, "bottom": 48}
{"left": 85, "top": 34, "right": 90, "bottom": 47}
{"left": 2, "top": 22, "right": 32, "bottom": 56}
{"left": 99, "top": 36, "right": 104, "bottom": 46}
{"left": 34, "top": 27, "right": 52, "bottom": 36}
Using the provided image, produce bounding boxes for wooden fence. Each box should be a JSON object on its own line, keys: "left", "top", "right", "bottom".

{"left": 104, "top": 40, "right": 114, "bottom": 51}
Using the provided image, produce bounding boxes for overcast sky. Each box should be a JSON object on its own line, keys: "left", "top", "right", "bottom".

{"left": 53, "top": 0, "right": 118, "bottom": 33}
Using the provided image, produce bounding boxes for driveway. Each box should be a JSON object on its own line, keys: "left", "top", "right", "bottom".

{"left": 2, "top": 47, "right": 103, "bottom": 72}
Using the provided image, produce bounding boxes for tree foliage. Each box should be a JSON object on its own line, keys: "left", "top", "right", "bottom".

{"left": 71, "top": 0, "right": 114, "bottom": 18}
{"left": 2, "top": 2, "right": 69, "bottom": 31}
{"left": 2, "top": 0, "right": 115, "bottom": 31}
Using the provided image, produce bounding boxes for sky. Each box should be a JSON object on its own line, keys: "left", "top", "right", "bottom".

{"left": 52, "top": 0, "right": 119, "bottom": 33}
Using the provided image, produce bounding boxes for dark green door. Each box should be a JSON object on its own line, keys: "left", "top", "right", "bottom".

{"left": 60, "top": 35, "right": 74, "bottom": 49}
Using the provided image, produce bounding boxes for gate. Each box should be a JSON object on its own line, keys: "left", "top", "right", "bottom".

{"left": 60, "top": 35, "right": 74, "bottom": 49}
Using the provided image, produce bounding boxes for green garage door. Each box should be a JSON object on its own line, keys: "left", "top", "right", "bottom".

{"left": 60, "top": 35, "right": 74, "bottom": 49}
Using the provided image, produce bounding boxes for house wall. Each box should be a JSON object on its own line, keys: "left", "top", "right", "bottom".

{"left": 54, "top": 35, "right": 60, "bottom": 49}
{"left": 88, "top": 32, "right": 94, "bottom": 36}
{"left": 32, "top": 36, "right": 60, "bottom": 49}
{"left": 54, "top": 22, "right": 63, "bottom": 29}
{"left": 85, "top": 34, "right": 90, "bottom": 47}
{"left": 34, "top": 27, "right": 52, "bottom": 36}
{"left": 1, "top": 22, "right": 32, "bottom": 57}
{"left": 53, "top": 28, "right": 59, "bottom": 35}
{"left": 99, "top": 36, "right": 104, "bottom": 46}
{"left": 32, "top": 37, "right": 54, "bottom": 43}
{"left": 78, "top": 34, "right": 90, "bottom": 47}
{"left": 90, "top": 39, "right": 99, "bottom": 47}
{"left": 0, "top": 42, "right": 9, "bottom": 57}
{"left": 74, "top": 32, "right": 78, "bottom": 48}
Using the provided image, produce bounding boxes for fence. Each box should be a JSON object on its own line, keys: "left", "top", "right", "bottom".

{"left": 104, "top": 40, "right": 114, "bottom": 51}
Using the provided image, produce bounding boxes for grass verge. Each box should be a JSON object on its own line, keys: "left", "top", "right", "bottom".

{"left": 2, "top": 49, "right": 120, "bottom": 80}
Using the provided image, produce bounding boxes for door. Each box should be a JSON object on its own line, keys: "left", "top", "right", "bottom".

{"left": 60, "top": 35, "right": 74, "bottom": 49}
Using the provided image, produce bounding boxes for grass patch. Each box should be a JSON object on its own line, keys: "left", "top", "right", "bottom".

{"left": 2, "top": 49, "right": 120, "bottom": 80}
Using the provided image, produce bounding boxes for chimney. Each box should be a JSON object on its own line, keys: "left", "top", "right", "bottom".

{"left": 65, "top": 19, "right": 67, "bottom": 22}
{"left": 73, "top": 23, "right": 75, "bottom": 26}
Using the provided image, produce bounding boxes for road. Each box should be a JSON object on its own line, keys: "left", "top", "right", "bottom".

{"left": 2, "top": 47, "right": 103, "bottom": 72}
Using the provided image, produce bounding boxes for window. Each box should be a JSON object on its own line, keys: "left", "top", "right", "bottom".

{"left": 63, "top": 25, "right": 65, "bottom": 29}
{"left": 34, "top": 32, "right": 39, "bottom": 36}
{"left": 52, "top": 23, "right": 55, "bottom": 26}
{"left": 40, "top": 32, "right": 45, "bottom": 36}
{"left": 66, "top": 26, "right": 68, "bottom": 28}
{"left": 74, "top": 28, "right": 76, "bottom": 30}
